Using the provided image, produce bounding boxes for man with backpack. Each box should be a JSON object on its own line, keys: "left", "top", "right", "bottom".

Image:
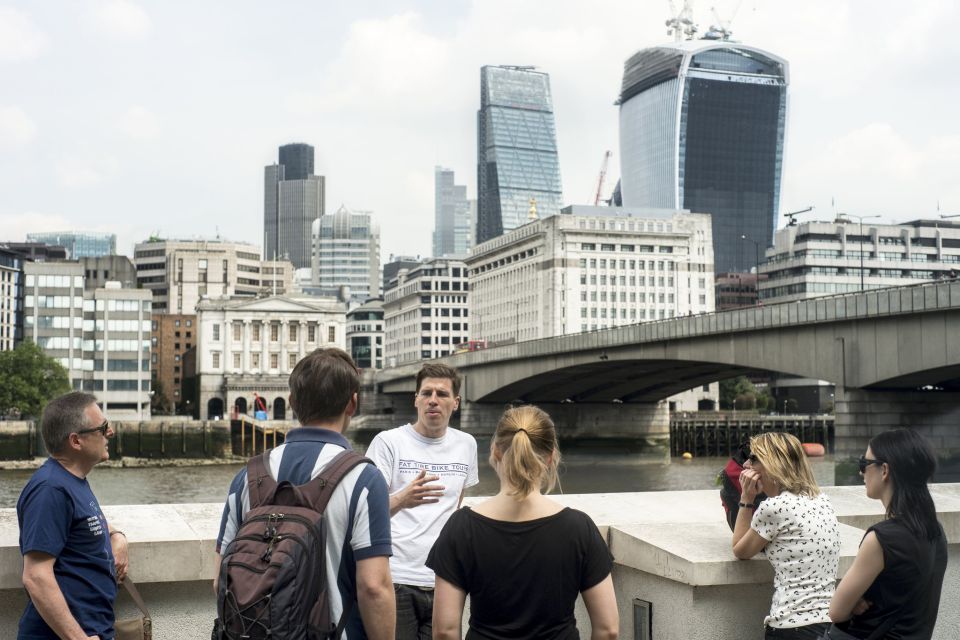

{"left": 214, "top": 348, "right": 395, "bottom": 639}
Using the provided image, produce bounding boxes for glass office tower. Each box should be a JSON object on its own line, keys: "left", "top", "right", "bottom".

{"left": 618, "top": 41, "right": 788, "bottom": 273}
{"left": 476, "top": 65, "right": 563, "bottom": 244}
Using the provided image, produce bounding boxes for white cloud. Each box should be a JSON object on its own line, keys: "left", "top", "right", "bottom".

{"left": 0, "top": 106, "right": 37, "bottom": 148}
{"left": 117, "top": 105, "right": 159, "bottom": 139}
{"left": 89, "top": 0, "right": 151, "bottom": 40}
{"left": 784, "top": 123, "right": 960, "bottom": 220}
{"left": 0, "top": 7, "right": 49, "bottom": 61}
{"left": 285, "top": 13, "right": 454, "bottom": 116}
{"left": 56, "top": 153, "right": 119, "bottom": 188}
{"left": 1, "top": 212, "right": 73, "bottom": 242}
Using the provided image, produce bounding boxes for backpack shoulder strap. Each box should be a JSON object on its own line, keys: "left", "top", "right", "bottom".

{"left": 246, "top": 450, "right": 277, "bottom": 509}
{"left": 299, "top": 450, "right": 372, "bottom": 513}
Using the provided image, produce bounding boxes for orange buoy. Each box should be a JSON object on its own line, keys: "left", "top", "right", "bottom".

{"left": 802, "top": 442, "right": 825, "bottom": 457}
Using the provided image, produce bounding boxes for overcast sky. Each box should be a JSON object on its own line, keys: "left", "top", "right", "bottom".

{"left": 2, "top": 0, "right": 959, "bottom": 260}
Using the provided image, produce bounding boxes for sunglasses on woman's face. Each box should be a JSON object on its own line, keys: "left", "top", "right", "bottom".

{"left": 746, "top": 454, "right": 760, "bottom": 465}
{"left": 858, "top": 456, "right": 883, "bottom": 474}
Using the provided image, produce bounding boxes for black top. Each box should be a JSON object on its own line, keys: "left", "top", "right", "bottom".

{"left": 843, "top": 519, "right": 947, "bottom": 640}
{"left": 426, "top": 506, "right": 613, "bottom": 640}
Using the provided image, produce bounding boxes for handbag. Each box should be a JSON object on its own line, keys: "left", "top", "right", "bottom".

{"left": 115, "top": 577, "right": 153, "bottom": 640}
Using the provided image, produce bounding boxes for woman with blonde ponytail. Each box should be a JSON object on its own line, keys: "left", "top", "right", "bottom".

{"left": 427, "top": 405, "right": 618, "bottom": 640}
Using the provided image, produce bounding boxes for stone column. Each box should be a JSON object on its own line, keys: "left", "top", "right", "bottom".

{"left": 261, "top": 321, "right": 269, "bottom": 372}
{"left": 298, "top": 320, "right": 307, "bottom": 361}
{"left": 280, "top": 319, "right": 289, "bottom": 373}
{"left": 242, "top": 320, "right": 251, "bottom": 371}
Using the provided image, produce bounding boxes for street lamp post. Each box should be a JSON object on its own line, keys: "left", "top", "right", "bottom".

{"left": 837, "top": 213, "right": 881, "bottom": 292}
{"left": 740, "top": 235, "right": 762, "bottom": 305}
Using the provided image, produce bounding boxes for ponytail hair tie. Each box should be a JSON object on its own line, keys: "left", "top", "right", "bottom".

{"left": 515, "top": 428, "right": 529, "bottom": 436}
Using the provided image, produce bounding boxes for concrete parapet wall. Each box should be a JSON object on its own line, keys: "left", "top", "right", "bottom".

{"left": 1, "top": 486, "right": 958, "bottom": 639}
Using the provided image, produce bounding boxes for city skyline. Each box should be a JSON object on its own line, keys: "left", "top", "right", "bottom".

{"left": 2, "top": 1, "right": 959, "bottom": 260}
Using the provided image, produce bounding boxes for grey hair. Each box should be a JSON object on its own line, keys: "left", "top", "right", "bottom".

{"left": 41, "top": 392, "right": 98, "bottom": 454}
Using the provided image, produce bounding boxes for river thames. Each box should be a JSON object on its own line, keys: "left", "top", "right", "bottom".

{"left": 0, "top": 438, "right": 844, "bottom": 508}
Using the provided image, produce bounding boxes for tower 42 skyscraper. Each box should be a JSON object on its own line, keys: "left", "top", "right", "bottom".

{"left": 476, "top": 65, "right": 563, "bottom": 244}
{"left": 617, "top": 40, "right": 788, "bottom": 274}
{"left": 264, "top": 143, "right": 325, "bottom": 269}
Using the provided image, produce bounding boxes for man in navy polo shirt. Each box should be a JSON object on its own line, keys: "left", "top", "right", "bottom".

{"left": 17, "top": 392, "right": 129, "bottom": 640}
{"left": 216, "top": 347, "right": 395, "bottom": 639}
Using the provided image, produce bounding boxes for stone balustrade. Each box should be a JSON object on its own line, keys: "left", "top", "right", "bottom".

{"left": 1, "top": 485, "right": 957, "bottom": 639}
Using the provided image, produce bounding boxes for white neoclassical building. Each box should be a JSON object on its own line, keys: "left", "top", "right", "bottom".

{"left": 197, "top": 294, "right": 346, "bottom": 420}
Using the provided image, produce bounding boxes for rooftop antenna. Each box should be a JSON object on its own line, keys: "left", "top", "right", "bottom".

{"left": 666, "top": 0, "right": 698, "bottom": 41}
{"left": 783, "top": 206, "right": 814, "bottom": 227}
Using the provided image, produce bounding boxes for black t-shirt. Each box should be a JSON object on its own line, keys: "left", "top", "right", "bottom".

{"left": 426, "top": 506, "right": 613, "bottom": 640}
{"left": 843, "top": 519, "right": 947, "bottom": 640}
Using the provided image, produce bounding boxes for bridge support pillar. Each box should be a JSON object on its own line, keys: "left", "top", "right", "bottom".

{"left": 835, "top": 387, "right": 960, "bottom": 460}
{"left": 459, "top": 401, "right": 670, "bottom": 446}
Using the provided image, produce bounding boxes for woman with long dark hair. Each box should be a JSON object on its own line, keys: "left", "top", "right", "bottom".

{"left": 427, "top": 405, "right": 619, "bottom": 639}
{"left": 828, "top": 429, "right": 947, "bottom": 639}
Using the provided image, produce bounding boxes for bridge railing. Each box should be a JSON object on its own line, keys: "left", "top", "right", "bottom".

{"left": 444, "top": 279, "right": 960, "bottom": 366}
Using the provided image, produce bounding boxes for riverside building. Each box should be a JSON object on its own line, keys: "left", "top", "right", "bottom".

{"left": 133, "top": 238, "right": 294, "bottom": 314}
{"left": 759, "top": 219, "right": 960, "bottom": 303}
{"left": 346, "top": 298, "right": 384, "bottom": 370}
{"left": 383, "top": 258, "right": 469, "bottom": 365}
{"left": 0, "top": 247, "right": 24, "bottom": 351}
{"left": 196, "top": 294, "right": 346, "bottom": 420}
{"left": 476, "top": 65, "right": 563, "bottom": 244}
{"left": 617, "top": 40, "right": 788, "bottom": 274}
{"left": 467, "top": 205, "right": 715, "bottom": 341}
{"left": 23, "top": 261, "right": 152, "bottom": 419}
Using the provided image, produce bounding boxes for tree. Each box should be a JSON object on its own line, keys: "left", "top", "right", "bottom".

{"left": 719, "top": 376, "right": 756, "bottom": 410}
{"left": 151, "top": 378, "right": 174, "bottom": 415}
{"left": 0, "top": 341, "right": 71, "bottom": 419}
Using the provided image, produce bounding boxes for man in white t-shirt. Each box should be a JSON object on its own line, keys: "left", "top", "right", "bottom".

{"left": 365, "top": 363, "right": 479, "bottom": 640}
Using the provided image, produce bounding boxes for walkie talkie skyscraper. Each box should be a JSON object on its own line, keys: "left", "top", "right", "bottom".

{"left": 617, "top": 40, "right": 788, "bottom": 273}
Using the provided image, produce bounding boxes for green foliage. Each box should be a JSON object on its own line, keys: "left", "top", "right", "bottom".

{"left": 785, "top": 398, "right": 799, "bottom": 413}
{"left": 150, "top": 378, "right": 174, "bottom": 415}
{"left": 734, "top": 392, "right": 756, "bottom": 410}
{"left": 719, "top": 376, "right": 756, "bottom": 410}
{"left": 756, "top": 390, "right": 773, "bottom": 412}
{"left": 0, "top": 341, "right": 71, "bottom": 419}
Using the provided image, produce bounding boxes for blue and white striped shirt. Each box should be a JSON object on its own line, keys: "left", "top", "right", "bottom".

{"left": 216, "top": 427, "right": 391, "bottom": 639}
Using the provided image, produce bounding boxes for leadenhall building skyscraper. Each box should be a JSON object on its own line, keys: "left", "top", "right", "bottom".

{"left": 617, "top": 40, "right": 788, "bottom": 274}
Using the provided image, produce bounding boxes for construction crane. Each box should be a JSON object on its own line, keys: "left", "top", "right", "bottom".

{"left": 783, "top": 206, "right": 814, "bottom": 227}
{"left": 704, "top": 1, "right": 742, "bottom": 40}
{"left": 593, "top": 150, "right": 612, "bottom": 206}
{"left": 666, "top": 0, "right": 698, "bottom": 41}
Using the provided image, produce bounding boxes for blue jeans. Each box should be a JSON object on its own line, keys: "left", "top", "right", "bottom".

{"left": 765, "top": 623, "right": 830, "bottom": 639}
{"left": 394, "top": 584, "right": 434, "bottom": 640}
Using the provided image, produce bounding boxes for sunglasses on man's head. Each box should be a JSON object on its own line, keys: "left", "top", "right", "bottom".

{"left": 77, "top": 421, "right": 109, "bottom": 437}
{"left": 858, "top": 456, "right": 883, "bottom": 474}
